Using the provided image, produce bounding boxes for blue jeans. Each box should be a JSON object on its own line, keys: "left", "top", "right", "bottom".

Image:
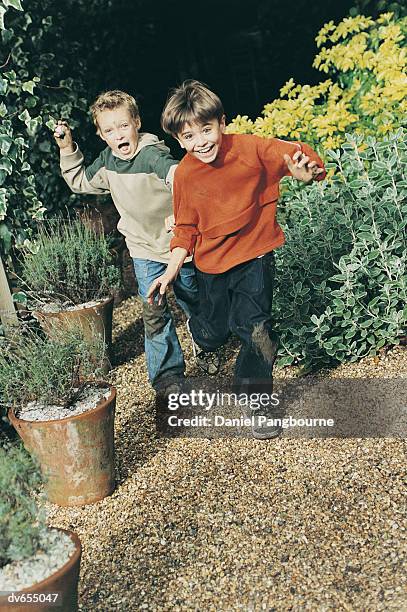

{"left": 132, "top": 258, "right": 199, "bottom": 390}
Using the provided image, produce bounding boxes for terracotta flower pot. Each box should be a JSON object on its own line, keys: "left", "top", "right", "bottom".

{"left": 0, "top": 528, "right": 81, "bottom": 612}
{"left": 33, "top": 296, "right": 114, "bottom": 371}
{"left": 9, "top": 384, "right": 116, "bottom": 506}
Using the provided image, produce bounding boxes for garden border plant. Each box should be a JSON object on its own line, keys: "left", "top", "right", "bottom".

{"left": 0, "top": 442, "right": 43, "bottom": 568}
{"left": 226, "top": 12, "right": 406, "bottom": 153}
{"left": 224, "top": 11, "right": 406, "bottom": 370}
{"left": 272, "top": 128, "right": 406, "bottom": 369}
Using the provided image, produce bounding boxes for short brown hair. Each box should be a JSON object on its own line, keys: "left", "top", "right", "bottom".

{"left": 161, "top": 80, "right": 224, "bottom": 136}
{"left": 90, "top": 90, "right": 139, "bottom": 132}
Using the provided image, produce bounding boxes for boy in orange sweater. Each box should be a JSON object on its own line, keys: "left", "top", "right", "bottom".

{"left": 148, "top": 80, "right": 325, "bottom": 438}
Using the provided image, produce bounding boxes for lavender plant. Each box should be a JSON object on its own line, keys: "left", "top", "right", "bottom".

{"left": 0, "top": 326, "right": 106, "bottom": 409}
{"left": 20, "top": 218, "right": 120, "bottom": 306}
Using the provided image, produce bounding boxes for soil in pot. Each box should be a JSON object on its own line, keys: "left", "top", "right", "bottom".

{"left": 0, "top": 528, "right": 81, "bottom": 612}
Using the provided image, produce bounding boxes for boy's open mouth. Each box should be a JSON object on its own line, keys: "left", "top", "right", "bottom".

{"left": 196, "top": 144, "right": 215, "bottom": 156}
{"left": 118, "top": 141, "right": 131, "bottom": 152}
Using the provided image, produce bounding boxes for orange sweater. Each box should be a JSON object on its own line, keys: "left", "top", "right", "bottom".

{"left": 171, "top": 133, "right": 325, "bottom": 273}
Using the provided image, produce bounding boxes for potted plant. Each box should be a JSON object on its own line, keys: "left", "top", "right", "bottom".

{"left": 18, "top": 218, "right": 121, "bottom": 366}
{"left": 0, "top": 442, "right": 81, "bottom": 611}
{"left": 0, "top": 326, "right": 116, "bottom": 506}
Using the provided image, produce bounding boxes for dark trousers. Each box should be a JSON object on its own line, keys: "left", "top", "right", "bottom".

{"left": 189, "top": 251, "right": 279, "bottom": 389}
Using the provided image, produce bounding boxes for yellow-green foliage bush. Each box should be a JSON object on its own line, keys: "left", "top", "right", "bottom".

{"left": 226, "top": 13, "right": 406, "bottom": 152}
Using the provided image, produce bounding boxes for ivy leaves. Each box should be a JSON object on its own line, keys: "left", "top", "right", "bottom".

{"left": 0, "top": 0, "right": 89, "bottom": 257}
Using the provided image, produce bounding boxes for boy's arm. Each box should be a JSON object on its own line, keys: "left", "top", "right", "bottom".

{"left": 167, "top": 174, "right": 199, "bottom": 253}
{"left": 54, "top": 120, "right": 110, "bottom": 195}
{"left": 258, "top": 137, "right": 326, "bottom": 185}
{"left": 146, "top": 145, "right": 178, "bottom": 192}
{"left": 147, "top": 172, "right": 199, "bottom": 304}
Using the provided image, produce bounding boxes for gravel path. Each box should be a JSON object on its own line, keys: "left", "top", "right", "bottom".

{"left": 46, "top": 295, "right": 407, "bottom": 611}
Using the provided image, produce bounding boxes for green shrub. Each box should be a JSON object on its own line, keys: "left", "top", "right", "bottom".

{"left": 20, "top": 218, "right": 121, "bottom": 306}
{"left": 274, "top": 128, "right": 406, "bottom": 369}
{"left": 0, "top": 326, "right": 106, "bottom": 408}
{"left": 0, "top": 442, "right": 44, "bottom": 568}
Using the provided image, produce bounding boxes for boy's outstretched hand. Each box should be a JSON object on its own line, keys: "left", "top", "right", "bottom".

{"left": 284, "top": 151, "right": 324, "bottom": 183}
{"left": 53, "top": 120, "right": 75, "bottom": 155}
{"left": 147, "top": 247, "right": 188, "bottom": 305}
{"left": 147, "top": 272, "right": 176, "bottom": 305}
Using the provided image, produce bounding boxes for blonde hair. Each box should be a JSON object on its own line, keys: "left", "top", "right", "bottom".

{"left": 90, "top": 90, "right": 139, "bottom": 132}
{"left": 161, "top": 80, "right": 224, "bottom": 136}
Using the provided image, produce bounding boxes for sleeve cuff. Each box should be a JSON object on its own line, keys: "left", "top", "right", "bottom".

{"left": 60, "top": 143, "right": 81, "bottom": 167}
{"left": 170, "top": 235, "right": 195, "bottom": 255}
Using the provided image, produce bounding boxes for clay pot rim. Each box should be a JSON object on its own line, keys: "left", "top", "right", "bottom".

{"left": 0, "top": 527, "right": 81, "bottom": 596}
{"left": 32, "top": 294, "right": 114, "bottom": 316}
{"left": 8, "top": 382, "right": 116, "bottom": 427}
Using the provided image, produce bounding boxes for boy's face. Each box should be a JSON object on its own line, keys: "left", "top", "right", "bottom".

{"left": 176, "top": 116, "right": 226, "bottom": 164}
{"left": 96, "top": 105, "right": 141, "bottom": 159}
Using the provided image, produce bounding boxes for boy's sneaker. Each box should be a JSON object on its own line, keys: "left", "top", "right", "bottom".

{"left": 155, "top": 377, "right": 185, "bottom": 410}
{"left": 186, "top": 319, "right": 221, "bottom": 376}
{"left": 250, "top": 404, "right": 282, "bottom": 440}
